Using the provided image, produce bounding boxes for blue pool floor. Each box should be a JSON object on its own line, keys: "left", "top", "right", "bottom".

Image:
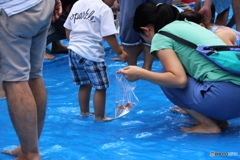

{"left": 1, "top": 4, "right": 240, "bottom": 159}
{"left": 1, "top": 47, "right": 240, "bottom": 160}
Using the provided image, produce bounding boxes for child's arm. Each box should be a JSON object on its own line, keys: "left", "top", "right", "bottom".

{"left": 65, "top": 28, "right": 71, "bottom": 41}
{"left": 103, "top": 34, "right": 128, "bottom": 62}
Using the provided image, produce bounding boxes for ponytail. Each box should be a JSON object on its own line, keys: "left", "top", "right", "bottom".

{"left": 154, "top": 4, "right": 179, "bottom": 32}
{"left": 133, "top": 2, "right": 179, "bottom": 33}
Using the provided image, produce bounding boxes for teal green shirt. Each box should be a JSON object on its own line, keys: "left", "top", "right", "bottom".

{"left": 151, "top": 20, "right": 240, "bottom": 85}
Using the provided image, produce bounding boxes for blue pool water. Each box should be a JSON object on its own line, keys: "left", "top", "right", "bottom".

{"left": 1, "top": 47, "right": 240, "bottom": 160}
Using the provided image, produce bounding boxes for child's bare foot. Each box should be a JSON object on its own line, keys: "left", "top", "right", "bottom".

{"left": 109, "top": 57, "right": 121, "bottom": 61}
{"left": 170, "top": 106, "right": 188, "bottom": 115}
{"left": 94, "top": 117, "right": 114, "bottom": 123}
{"left": 2, "top": 146, "right": 21, "bottom": 157}
{"left": 180, "top": 123, "right": 221, "bottom": 134}
{"left": 80, "top": 112, "right": 94, "bottom": 117}
{"left": 44, "top": 53, "right": 55, "bottom": 60}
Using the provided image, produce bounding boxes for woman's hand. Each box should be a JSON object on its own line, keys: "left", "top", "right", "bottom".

{"left": 117, "top": 49, "right": 187, "bottom": 88}
{"left": 116, "top": 66, "right": 143, "bottom": 82}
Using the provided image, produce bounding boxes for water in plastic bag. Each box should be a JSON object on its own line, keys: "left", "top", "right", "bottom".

{"left": 115, "top": 74, "right": 139, "bottom": 118}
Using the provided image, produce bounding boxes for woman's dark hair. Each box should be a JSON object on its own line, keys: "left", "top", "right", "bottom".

{"left": 178, "top": 10, "right": 206, "bottom": 24}
{"left": 133, "top": 2, "right": 179, "bottom": 34}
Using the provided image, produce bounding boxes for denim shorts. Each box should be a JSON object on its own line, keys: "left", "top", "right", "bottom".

{"left": 118, "top": 0, "right": 173, "bottom": 46}
{"left": 68, "top": 50, "right": 109, "bottom": 90}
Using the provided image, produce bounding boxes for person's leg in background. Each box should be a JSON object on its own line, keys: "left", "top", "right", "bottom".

{"left": 215, "top": 8, "right": 230, "bottom": 25}
{"left": 118, "top": 0, "right": 145, "bottom": 68}
{"left": 212, "top": 0, "right": 231, "bottom": 25}
{"left": 45, "top": 17, "right": 68, "bottom": 60}
{"left": 119, "top": 0, "right": 172, "bottom": 71}
{"left": 123, "top": 44, "right": 143, "bottom": 66}
{"left": 232, "top": 0, "right": 240, "bottom": 31}
{"left": 142, "top": 45, "right": 154, "bottom": 71}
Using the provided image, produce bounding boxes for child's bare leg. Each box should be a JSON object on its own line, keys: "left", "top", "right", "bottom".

{"left": 94, "top": 89, "right": 113, "bottom": 122}
{"left": 79, "top": 84, "right": 94, "bottom": 117}
{"left": 180, "top": 109, "right": 221, "bottom": 134}
{"left": 51, "top": 41, "right": 68, "bottom": 54}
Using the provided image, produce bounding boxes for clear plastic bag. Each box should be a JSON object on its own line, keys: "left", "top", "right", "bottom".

{"left": 115, "top": 74, "right": 139, "bottom": 118}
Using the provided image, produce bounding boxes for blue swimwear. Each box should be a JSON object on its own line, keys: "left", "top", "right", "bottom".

{"left": 212, "top": 0, "right": 231, "bottom": 14}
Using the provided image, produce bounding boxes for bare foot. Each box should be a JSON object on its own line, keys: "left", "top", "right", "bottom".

{"left": 109, "top": 57, "right": 121, "bottom": 61}
{"left": 14, "top": 153, "right": 40, "bottom": 160}
{"left": 44, "top": 53, "right": 55, "bottom": 60}
{"left": 14, "top": 155, "right": 26, "bottom": 160}
{"left": 2, "top": 146, "right": 21, "bottom": 157}
{"left": 180, "top": 123, "right": 221, "bottom": 134}
{"left": 94, "top": 117, "right": 114, "bottom": 123}
{"left": 80, "top": 112, "right": 94, "bottom": 117}
{"left": 170, "top": 106, "right": 188, "bottom": 115}
{"left": 189, "top": 120, "right": 198, "bottom": 124}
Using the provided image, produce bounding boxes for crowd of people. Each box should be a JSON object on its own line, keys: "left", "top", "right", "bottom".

{"left": 1, "top": 0, "right": 240, "bottom": 159}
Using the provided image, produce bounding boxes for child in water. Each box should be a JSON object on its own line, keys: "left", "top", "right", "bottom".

{"left": 64, "top": 0, "right": 128, "bottom": 122}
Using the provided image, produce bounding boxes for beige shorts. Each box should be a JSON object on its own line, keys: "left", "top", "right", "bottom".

{"left": 0, "top": 0, "right": 54, "bottom": 81}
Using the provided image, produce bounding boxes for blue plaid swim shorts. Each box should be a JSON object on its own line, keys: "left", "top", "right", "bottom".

{"left": 68, "top": 50, "right": 109, "bottom": 90}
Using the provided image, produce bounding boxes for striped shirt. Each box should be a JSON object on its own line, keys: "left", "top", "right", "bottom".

{"left": 0, "top": 0, "right": 42, "bottom": 16}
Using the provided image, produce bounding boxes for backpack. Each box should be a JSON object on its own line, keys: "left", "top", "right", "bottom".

{"left": 158, "top": 31, "right": 240, "bottom": 75}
